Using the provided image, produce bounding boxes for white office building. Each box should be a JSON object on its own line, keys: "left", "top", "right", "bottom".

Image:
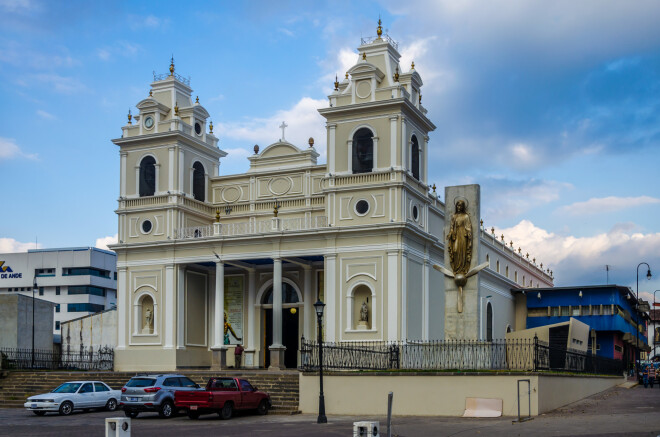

{"left": 0, "top": 247, "right": 117, "bottom": 343}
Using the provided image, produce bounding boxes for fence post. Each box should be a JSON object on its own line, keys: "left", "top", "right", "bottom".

{"left": 533, "top": 334, "right": 538, "bottom": 372}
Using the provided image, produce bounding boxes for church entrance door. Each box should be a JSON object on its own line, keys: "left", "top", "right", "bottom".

{"left": 264, "top": 308, "right": 299, "bottom": 368}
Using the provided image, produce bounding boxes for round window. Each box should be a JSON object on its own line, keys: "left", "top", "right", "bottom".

{"left": 412, "top": 205, "right": 419, "bottom": 221}
{"left": 194, "top": 122, "right": 202, "bottom": 135}
{"left": 141, "top": 220, "right": 153, "bottom": 234}
{"left": 355, "top": 199, "right": 370, "bottom": 215}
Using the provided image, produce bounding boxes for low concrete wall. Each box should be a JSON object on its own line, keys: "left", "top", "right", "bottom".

{"left": 299, "top": 372, "right": 623, "bottom": 416}
{"left": 61, "top": 308, "right": 116, "bottom": 354}
{"left": 0, "top": 294, "right": 54, "bottom": 350}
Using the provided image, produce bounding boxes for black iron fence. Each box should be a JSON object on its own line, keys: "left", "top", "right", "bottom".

{"left": 300, "top": 336, "right": 624, "bottom": 376}
{"left": 0, "top": 347, "right": 114, "bottom": 371}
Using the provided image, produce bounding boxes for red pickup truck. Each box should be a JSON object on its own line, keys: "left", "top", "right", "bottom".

{"left": 174, "top": 377, "right": 271, "bottom": 420}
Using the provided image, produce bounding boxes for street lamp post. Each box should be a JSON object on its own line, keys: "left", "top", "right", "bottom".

{"left": 636, "top": 263, "right": 652, "bottom": 376}
{"left": 32, "top": 279, "right": 37, "bottom": 368}
{"left": 314, "top": 299, "right": 327, "bottom": 424}
{"left": 653, "top": 290, "right": 660, "bottom": 361}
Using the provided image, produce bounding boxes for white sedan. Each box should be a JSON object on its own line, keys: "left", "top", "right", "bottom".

{"left": 24, "top": 381, "right": 121, "bottom": 416}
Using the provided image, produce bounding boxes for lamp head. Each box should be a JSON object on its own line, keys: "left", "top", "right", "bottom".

{"left": 537, "top": 292, "right": 542, "bottom": 300}
{"left": 579, "top": 290, "right": 583, "bottom": 298}
{"left": 314, "top": 299, "right": 325, "bottom": 317}
{"left": 647, "top": 269, "right": 652, "bottom": 280}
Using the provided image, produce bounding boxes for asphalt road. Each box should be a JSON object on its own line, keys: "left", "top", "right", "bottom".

{"left": 1, "top": 385, "right": 659, "bottom": 436}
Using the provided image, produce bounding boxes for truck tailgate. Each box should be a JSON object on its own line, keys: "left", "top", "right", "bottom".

{"left": 174, "top": 391, "right": 211, "bottom": 407}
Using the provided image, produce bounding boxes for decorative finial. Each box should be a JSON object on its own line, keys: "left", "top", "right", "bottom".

{"left": 377, "top": 18, "right": 383, "bottom": 38}
{"left": 334, "top": 74, "right": 339, "bottom": 91}
{"left": 273, "top": 200, "right": 280, "bottom": 217}
{"left": 480, "top": 219, "right": 484, "bottom": 227}
{"left": 419, "top": 93, "right": 422, "bottom": 104}
{"left": 518, "top": 247, "right": 521, "bottom": 254}
{"left": 510, "top": 241, "right": 513, "bottom": 248}
{"left": 526, "top": 253, "right": 529, "bottom": 259}
{"left": 362, "top": 52, "right": 367, "bottom": 61}
{"left": 551, "top": 270, "right": 553, "bottom": 276}
{"left": 345, "top": 72, "right": 349, "bottom": 79}
{"left": 533, "top": 257, "right": 536, "bottom": 263}
{"left": 169, "top": 55, "right": 175, "bottom": 76}
{"left": 209, "top": 121, "right": 213, "bottom": 134}
{"left": 540, "top": 262, "right": 543, "bottom": 268}
{"left": 254, "top": 144, "right": 259, "bottom": 154}
{"left": 215, "top": 209, "right": 220, "bottom": 223}
{"left": 501, "top": 234, "right": 504, "bottom": 242}
{"left": 174, "top": 101, "right": 179, "bottom": 116}
{"left": 491, "top": 227, "right": 495, "bottom": 234}
{"left": 411, "top": 61, "right": 415, "bottom": 70}
{"left": 308, "top": 137, "right": 314, "bottom": 148}
{"left": 394, "top": 66, "right": 399, "bottom": 82}
{"left": 149, "top": 90, "right": 153, "bottom": 97}
{"left": 432, "top": 183, "right": 436, "bottom": 193}
{"left": 195, "top": 96, "right": 199, "bottom": 103}
{"left": 127, "top": 109, "right": 132, "bottom": 125}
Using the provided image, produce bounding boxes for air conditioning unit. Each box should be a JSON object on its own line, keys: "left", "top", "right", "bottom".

{"left": 353, "top": 421, "right": 380, "bottom": 437}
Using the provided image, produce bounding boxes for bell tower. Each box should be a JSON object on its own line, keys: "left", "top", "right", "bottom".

{"left": 112, "top": 58, "right": 227, "bottom": 244}
{"left": 319, "top": 20, "right": 436, "bottom": 228}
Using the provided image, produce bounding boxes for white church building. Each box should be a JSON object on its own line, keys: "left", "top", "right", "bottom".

{"left": 110, "top": 23, "right": 553, "bottom": 371}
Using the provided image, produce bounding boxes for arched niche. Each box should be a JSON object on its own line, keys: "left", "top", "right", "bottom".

{"left": 349, "top": 283, "right": 374, "bottom": 330}
{"left": 134, "top": 290, "right": 157, "bottom": 335}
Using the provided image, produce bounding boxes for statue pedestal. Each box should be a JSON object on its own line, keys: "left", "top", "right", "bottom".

{"left": 356, "top": 321, "right": 368, "bottom": 330}
{"left": 141, "top": 326, "right": 152, "bottom": 334}
{"left": 211, "top": 347, "right": 228, "bottom": 370}
{"left": 268, "top": 345, "right": 286, "bottom": 370}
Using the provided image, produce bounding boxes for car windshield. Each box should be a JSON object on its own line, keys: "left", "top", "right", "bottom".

{"left": 125, "top": 378, "right": 156, "bottom": 388}
{"left": 52, "top": 383, "right": 82, "bottom": 393}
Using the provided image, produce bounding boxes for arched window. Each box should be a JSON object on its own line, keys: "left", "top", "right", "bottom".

{"left": 261, "top": 282, "right": 299, "bottom": 304}
{"left": 505, "top": 266, "right": 509, "bottom": 278}
{"left": 486, "top": 302, "right": 493, "bottom": 341}
{"left": 352, "top": 128, "right": 373, "bottom": 174}
{"left": 411, "top": 135, "right": 420, "bottom": 180}
{"left": 192, "top": 162, "right": 205, "bottom": 202}
{"left": 139, "top": 156, "right": 156, "bottom": 197}
{"left": 496, "top": 260, "right": 500, "bottom": 273}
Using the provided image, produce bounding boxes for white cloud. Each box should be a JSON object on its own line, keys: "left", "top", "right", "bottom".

{"left": 95, "top": 234, "right": 117, "bottom": 251}
{"left": 492, "top": 220, "right": 660, "bottom": 287}
{"left": 31, "top": 73, "right": 85, "bottom": 94}
{"left": 558, "top": 196, "right": 660, "bottom": 216}
{"left": 0, "top": 0, "right": 39, "bottom": 13}
{"left": 0, "top": 237, "right": 40, "bottom": 253}
{"left": 217, "top": 96, "right": 327, "bottom": 168}
{"left": 0, "top": 137, "right": 37, "bottom": 160}
{"left": 96, "top": 42, "right": 140, "bottom": 62}
{"left": 209, "top": 93, "right": 225, "bottom": 102}
{"left": 128, "top": 14, "right": 169, "bottom": 31}
{"left": 278, "top": 27, "right": 294, "bottom": 37}
{"left": 36, "top": 109, "right": 56, "bottom": 120}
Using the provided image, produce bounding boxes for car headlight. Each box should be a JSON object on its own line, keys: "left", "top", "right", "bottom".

{"left": 44, "top": 399, "right": 55, "bottom": 403}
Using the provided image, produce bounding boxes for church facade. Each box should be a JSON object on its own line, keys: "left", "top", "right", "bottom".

{"left": 110, "top": 24, "right": 553, "bottom": 371}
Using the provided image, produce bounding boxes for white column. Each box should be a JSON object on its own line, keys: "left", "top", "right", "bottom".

{"left": 168, "top": 147, "right": 175, "bottom": 192}
{"left": 328, "top": 124, "right": 336, "bottom": 174}
{"left": 303, "top": 266, "right": 312, "bottom": 339}
{"left": 324, "top": 254, "right": 337, "bottom": 341}
{"left": 116, "top": 267, "right": 127, "bottom": 349}
{"left": 400, "top": 117, "right": 407, "bottom": 173}
{"left": 389, "top": 116, "right": 398, "bottom": 169}
{"left": 134, "top": 166, "right": 140, "bottom": 196}
{"left": 401, "top": 251, "right": 407, "bottom": 342}
{"left": 213, "top": 261, "right": 225, "bottom": 349}
{"left": 387, "top": 251, "right": 399, "bottom": 341}
{"left": 347, "top": 140, "right": 353, "bottom": 173}
{"left": 247, "top": 269, "right": 256, "bottom": 350}
{"left": 177, "top": 266, "right": 185, "bottom": 349}
{"left": 272, "top": 258, "right": 283, "bottom": 347}
{"left": 372, "top": 136, "right": 379, "bottom": 171}
{"left": 178, "top": 149, "right": 184, "bottom": 194}
{"left": 120, "top": 152, "right": 127, "bottom": 197}
{"left": 423, "top": 259, "right": 430, "bottom": 341}
{"left": 423, "top": 135, "right": 429, "bottom": 185}
{"left": 164, "top": 264, "right": 175, "bottom": 348}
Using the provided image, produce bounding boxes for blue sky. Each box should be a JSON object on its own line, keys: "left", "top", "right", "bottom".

{"left": 1, "top": 0, "right": 659, "bottom": 299}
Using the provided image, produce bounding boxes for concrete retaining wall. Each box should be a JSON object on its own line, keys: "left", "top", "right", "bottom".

{"left": 299, "top": 372, "right": 623, "bottom": 416}
{"left": 61, "top": 308, "right": 116, "bottom": 353}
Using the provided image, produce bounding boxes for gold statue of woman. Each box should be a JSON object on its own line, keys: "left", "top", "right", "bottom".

{"left": 448, "top": 199, "right": 472, "bottom": 275}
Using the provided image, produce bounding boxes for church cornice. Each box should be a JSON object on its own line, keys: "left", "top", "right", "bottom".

{"left": 112, "top": 130, "right": 227, "bottom": 158}
{"left": 318, "top": 97, "right": 435, "bottom": 131}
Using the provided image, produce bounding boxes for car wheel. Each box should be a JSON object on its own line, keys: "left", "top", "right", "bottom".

{"left": 159, "top": 400, "right": 175, "bottom": 419}
{"left": 124, "top": 410, "right": 139, "bottom": 418}
{"left": 188, "top": 411, "right": 200, "bottom": 420}
{"left": 256, "top": 399, "right": 269, "bottom": 416}
{"left": 32, "top": 411, "right": 46, "bottom": 416}
{"left": 106, "top": 398, "right": 118, "bottom": 412}
{"left": 59, "top": 401, "right": 73, "bottom": 416}
{"left": 219, "top": 402, "right": 233, "bottom": 420}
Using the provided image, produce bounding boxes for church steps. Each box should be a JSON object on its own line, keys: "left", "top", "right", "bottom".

{"left": 0, "top": 371, "right": 299, "bottom": 412}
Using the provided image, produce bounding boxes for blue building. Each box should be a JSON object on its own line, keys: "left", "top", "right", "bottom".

{"left": 515, "top": 285, "right": 650, "bottom": 366}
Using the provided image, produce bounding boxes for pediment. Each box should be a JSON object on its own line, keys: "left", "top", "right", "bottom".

{"left": 248, "top": 141, "right": 319, "bottom": 172}
{"left": 136, "top": 98, "right": 171, "bottom": 115}
{"left": 260, "top": 142, "right": 301, "bottom": 158}
{"left": 348, "top": 62, "right": 385, "bottom": 82}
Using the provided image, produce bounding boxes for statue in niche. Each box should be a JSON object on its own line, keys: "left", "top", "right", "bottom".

{"left": 360, "top": 300, "right": 369, "bottom": 323}
{"left": 143, "top": 307, "right": 153, "bottom": 334}
{"left": 434, "top": 197, "right": 488, "bottom": 313}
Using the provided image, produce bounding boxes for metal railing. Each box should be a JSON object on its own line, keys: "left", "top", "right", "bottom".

{"left": 360, "top": 34, "right": 398, "bottom": 50}
{"left": 300, "top": 337, "right": 624, "bottom": 376}
{"left": 175, "top": 225, "right": 213, "bottom": 239}
{"left": 0, "top": 347, "right": 114, "bottom": 371}
{"left": 152, "top": 71, "right": 190, "bottom": 86}
{"left": 175, "top": 216, "right": 329, "bottom": 239}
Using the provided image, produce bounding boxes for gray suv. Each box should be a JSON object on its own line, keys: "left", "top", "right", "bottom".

{"left": 121, "top": 374, "right": 201, "bottom": 418}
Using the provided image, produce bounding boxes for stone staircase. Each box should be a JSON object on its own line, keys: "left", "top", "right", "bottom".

{"left": 0, "top": 370, "right": 299, "bottom": 414}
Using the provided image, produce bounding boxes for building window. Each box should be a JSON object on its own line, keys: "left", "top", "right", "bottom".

{"left": 68, "top": 286, "right": 105, "bottom": 297}
{"left": 55, "top": 321, "right": 60, "bottom": 330}
{"left": 55, "top": 304, "right": 60, "bottom": 313}
{"left": 505, "top": 266, "right": 509, "bottom": 278}
{"left": 35, "top": 268, "right": 55, "bottom": 277}
{"left": 56, "top": 286, "right": 60, "bottom": 296}
{"left": 38, "top": 287, "right": 44, "bottom": 296}
{"left": 515, "top": 271, "right": 518, "bottom": 283}
{"left": 528, "top": 307, "right": 547, "bottom": 317}
{"left": 486, "top": 302, "right": 493, "bottom": 341}
{"left": 560, "top": 306, "right": 569, "bottom": 316}
{"left": 67, "top": 303, "right": 105, "bottom": 313}
{"left": 581, "top": 306, "right": 590, "bottom": 316}
{"left": 139, "top": 155, "right": 156, "bottom": 197}
{"left": 572, "top": 307, "right": 580, "bottom": 316}
{"left": 352, "top": 128, "right": 373, "bottom": 174}
{"left": 261, "top": 283, "right": 299, "bottom": 304}
{"left": 410, "top": 135, "right": 420, "bottom": 180}
{"left": 602, "top": 305, "right": 612, "bottom": 315}
{"left": 614, "top": 345, "right": 623, "bottom": 353}
{"left": 496, "top": 260, "right": 500, "bottom": 273}
{"left": 551, "top": 307, "right": 560, "bottom": 316}
{"left": 192, "top": 161, "right": 205, "bottom": 201}
{"left": 114, "top": 272, "right": 117, "bottom": 280}
{"left": 63, "top": 267, "right": 110, "bottom": 278}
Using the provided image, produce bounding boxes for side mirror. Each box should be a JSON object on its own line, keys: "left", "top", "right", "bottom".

{"left": 194, "top": 384, "right": 200, "bottom": 389}
{"left": 253, "top": 386, "right": 258, "bottom": 391}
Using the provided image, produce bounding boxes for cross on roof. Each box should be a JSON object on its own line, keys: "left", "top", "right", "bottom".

{"left": 279, "top": 121, "right": 288, "bottom": 142}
